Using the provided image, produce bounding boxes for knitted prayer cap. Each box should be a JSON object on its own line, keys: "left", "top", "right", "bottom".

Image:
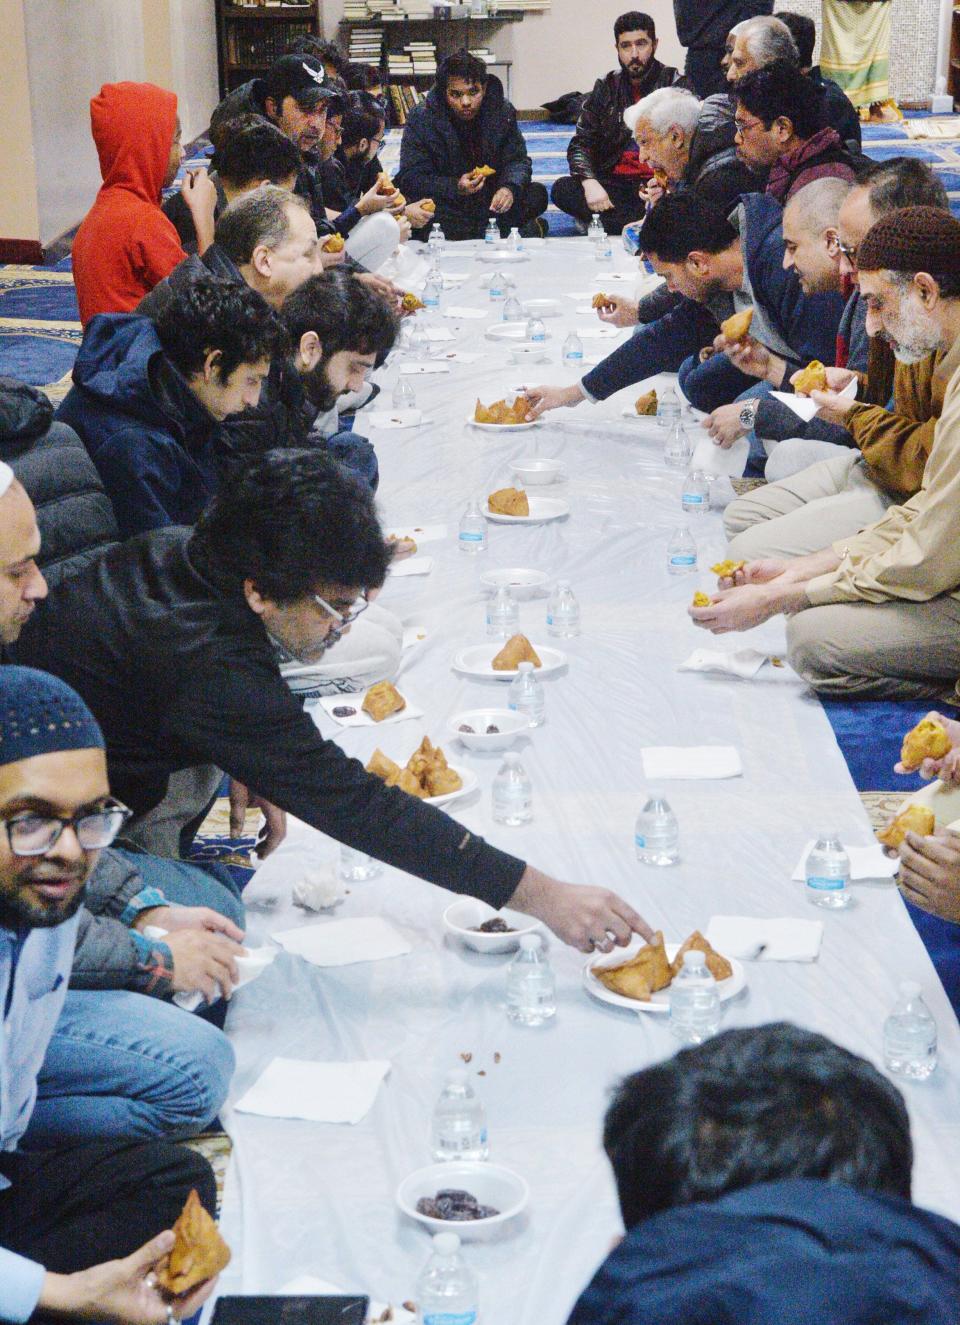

{"left": 857, "top": 206, "right": 960, "bottom": 277}
{"left": 0, "top": 667, "right": 103, "bottom": 768}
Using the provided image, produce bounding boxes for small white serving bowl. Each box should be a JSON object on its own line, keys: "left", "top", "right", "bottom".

{"left": 479, "top": 567, "right": 549, "bottom": 599}
{"left": 396, "top": 1162, "right": 529, "bottom": 1240}
{"left": 443, "top": 898, "right": 541, "bottom": 953}
{"left": 447, "top": 708, "right": 528, "bottom": 752}
{"left": 509, "top": 458, "right": 564, "bottom": 486}
{"left": 508, "top": 342, "right": 551, "bottom": 362}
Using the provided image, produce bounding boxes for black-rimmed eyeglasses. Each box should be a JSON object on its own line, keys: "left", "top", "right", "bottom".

{"left": 4, "top": 800, "right": 132, "bottom": 857}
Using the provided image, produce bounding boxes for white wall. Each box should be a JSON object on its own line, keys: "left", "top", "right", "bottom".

{"left": 169, "top": 0, "right": 221, "bottom": 140}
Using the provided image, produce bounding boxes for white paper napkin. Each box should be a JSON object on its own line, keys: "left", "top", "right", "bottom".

{"left": 443, "top": 306, "right": 489, "bottom": 319}
{"left": 564, "top": 291, "right": 594, "bottom": 301}
{"left": 576, "top": 325, "right": 620, "bottom": 339}
{"left": 366, "top": 409, "right": 425, "bottom": 431}
{"left": 317, "top": 688, "right": 423, "bottom": 728}
{"left": 591, "top": 271, "right": 632, "bottom": 283}
{"left": 386, "top": 524, "right": 447, "bottom": 544}
{"left": 388, "top": 555, "right": 433, "bottom": 577}
{"left": 279, "top": 1276, "right": 415, "bottom": 1323}
{"left": 442, "top": 271, "right": 470, "bottom": 284}
{"left": 705, "top": 915, "right": 824, "bottom": 962}
{"left": 271, "top": 916, "right": 412, "bottom": 966}
{"left": 641, "top": 745, "right": 743, "bottom": 779}
{"left": 168, "top": 945, "right": 276, "bottom": 1012}
{"left": 770, "top": 376, "right": 857, "bottom": 422}
{"left": 234, "top": 1056, "right": 391, "bottom": 1124}
{"left": 792, "top": 840, "right": 898, "bottom": 882}
{"left": 424, "top": 326, "right": 455, "bottom": 342}
{"left": 432, "top": 349, "right": 485, "bottom": 364}
{"left": 678, "top": 648, "right": 771, "bottom": 679}
{"left": 399, "top": 361, "right": 451, "bottom": 376}
{"left": 690, "top": 435, "right": 749, "bottom": 478}
{"left": 402, "top": 625, "right": 428, "bottom": 649}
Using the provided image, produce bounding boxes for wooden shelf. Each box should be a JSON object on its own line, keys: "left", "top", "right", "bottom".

{"left": 222, "top": 4, "right": 315, "bottom": 15}
{"left": 215, "top": 0, "right": 320, "bottom": 98}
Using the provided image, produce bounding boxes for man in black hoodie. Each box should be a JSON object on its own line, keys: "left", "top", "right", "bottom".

{"left": 395, "top": 51, "right": 548, "bottom": 241}
{"left": 673, "top": 0, "right": 773, "bottom": 97}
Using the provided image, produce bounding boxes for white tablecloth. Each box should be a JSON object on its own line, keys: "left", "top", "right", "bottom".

{"left": 212, "top": 238, "right": 960, "bottom": 1322}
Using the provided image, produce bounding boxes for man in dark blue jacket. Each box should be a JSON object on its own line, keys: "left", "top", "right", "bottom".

{"left": 395, "top": 51, "right": 549, "bottom": 241}
{"left": 57, "top": 278, "right": 286, "bottom": 538}
{"left": 567, "top": 1023, "right": 960, "bottom": 1324}
{"left": 524, "top": 190, "right": 845, "bottom": 425}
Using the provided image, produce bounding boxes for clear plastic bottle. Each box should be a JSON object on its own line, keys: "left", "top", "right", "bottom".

{"left": 664, "top": 421, "right": 692, "bottom": 469}
{"left": 507, "top": 662, "right": 545, "bottom": 728}
{"left": 508, "top": 225, "right": 523, "bottom": 252}
{"left": 805, "top": 831, "right": 852, "bottom": 909}
{"left": 883, "top": 981, "right": 938, "bottom": 1080}
{"left": 485, "top": 584, "right": 519, "bottom": 638}
{"left": 485, "top": 217, "right": 498, "bottom": 245}
{"left": 430, "top": 1069, "right": 489, "bottom": 1161}
{"left": 502, "top": 292, "right": 523, "bottom": 322}
{"left": 681, "top": 469, "right": 710, "bottom": 515}
{"left": 562, "top": 331, "right": 584, "bottom": 366}
{"left": 489, "top": 270, "right": 508, "bottom": 301}
{"left": 526, "top": 316, "right": 547, "bottom": 344}
{"left": 506, "top": 932, "right": 556, "bottom": 1025}
{"left": 409, "top": 321, "right": 430, "bottom": 359}
{"left": 392, "top": 376, "right": 416, "bottom": 409}
{"left": 669, "top": 950, "right": 721, "bottom": 1043}
{"left": 546, "top": 580, "right": 580, "bottom": 637}
{"left": 423, "top": 266, "right": 443, "bottom": 308}
{"left": 587, "top": 213, "right": 604, "bottom": 246}
{"left": 417, "top": 1232, "right": 479, "bottom": 1325}
{"left": 635, "top": 794, "right": 679, "bottom": 865}
{"left": 458, "top": 499, "right": 487, "bottom": 555}
{"left": 492, "top": 751, "right": 534, "bottom": 824}
{"left": 428, "top": 221, "right": 446, "bottom": 255}
{"left": 339, "top": 844, "right": 383, "bottom": 881}
{"left": 666, "top": 525, "right": 697, "bottom": 574}
{"left": 656, "top": 384, "right": 681, "bottom": 428}
{"left": 594, "top": 227, "right": 613, "bottom": 263}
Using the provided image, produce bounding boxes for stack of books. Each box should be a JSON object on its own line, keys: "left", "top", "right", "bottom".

{"left": 405, "top": 40, "right": 437, "bottom": 75}
{"left": 469, "top": 46, "right": 495, "bottom": 64}
{"left": 347, "top": 24, "right": 383, "bottom": 61}
{"left": 386, "top": 49, "right": 415, "bottom": 75}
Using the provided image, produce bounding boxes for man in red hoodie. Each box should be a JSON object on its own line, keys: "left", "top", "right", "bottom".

{"left": 72, "top": 82, "right": 217, "bottom": 326}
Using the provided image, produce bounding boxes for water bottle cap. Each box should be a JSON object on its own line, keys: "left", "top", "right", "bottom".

{"left": 556, "top": 579, "right": 570, "bottom": 590}
{"left": 899, "top": 980, "right": 922, "bottom": 1000}
{"left": 445, "top": 1067, "right": 469, "bottom": 1086}
{"left": 682, "top": 950, "right": 707, "bottom": 970}
{"left": 519, "top": 933, "right": 541, "bottom": 951}
{"left": 517, "top": 661, "right": 534, "bottom": 672}
{"left": 433, "top": 1232, "right": 461, "bottom": 1254}
{"left": 503, "top": 751, "right": 521, "bottom": 766}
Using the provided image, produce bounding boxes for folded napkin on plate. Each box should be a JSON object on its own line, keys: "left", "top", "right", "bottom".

{"left": 705, "top": 915, "right": 823, "bottom": 962}
{"left": 388, "top": 556, "right": 433, "bottom": 577}
{"left": 365, "top": 409, "right": 424, "bottom": 431}
{"left": 271, "top": 916, "right": 412, "bottom": 966}
{"left": 770, "top": 376, "right": 857, "bottom": 423}
{"left": 234, "top": 1056, "right": 390, "bottom": 1124}
{"left": 443, "top": 306, "right": 489, "bottom": 319}
{"left": 678, "top": 648, "right": 770, "bottom": 679}
{"left": 399, "top": 361, "right": 450, "bottom": 376}
{"left": 792, "top": 840, "right": 898, "bottom": 882}
{"left": 641, "top": 746, "right": 743, "bottom": 779}
{"left": 280, "top": 1276, "right": 415, "bottom": 1323}
{"left": 317, "top": 688, "right": 423, "bottom": 728}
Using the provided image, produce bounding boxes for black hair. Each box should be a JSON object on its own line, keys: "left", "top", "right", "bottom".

{"left": 604, "top": 1023, "right": 912, "bottom": 1231}
{"left": 341, "top": 91, "right": 386, "bottom": 150}
{"left": 854, "top": 156, "right": 949, "bottom": 214}
{"left": 215, "top": 185, "right": 310, "bottom": 266}
{"left": 287, "top": 36, "right": 348, "bottom": 78}
{"left": 281, "top": 268, "right": 399, "bottom": 361}
{"left": 437, "top": 49, "right": 489, "bottom": 94}
{"left": 215, "top": 120, "right": 302, "bottom": 188}
{"left": 189, "top": 448, "right": 390, "bottom": 602}
{"left": 155, "top": 277, "right": 288, "bottom": 381}
{"left": 639, "top": 192, "right": 737, "bottom": 262}
{"left": 776, "top": 12, "right": 816, "bottom": 69}
{"left": 209, "top": 111, "right": 273, "bottom": 158}
{"left": 734, "top": 59, "right": 825, "bottom": 140}
{"left": 614, "top": 10, "right": 655, "bottom": 41}
{"left": 343, "top": 61, "right": 385, "bottom": 93}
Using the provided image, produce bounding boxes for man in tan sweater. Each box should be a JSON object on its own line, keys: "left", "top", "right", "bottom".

{"left": 690, "top": 206, "right": 960, "bottom": 700}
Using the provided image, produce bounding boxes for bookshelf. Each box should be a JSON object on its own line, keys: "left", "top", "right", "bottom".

{"left": 215, "top": 1, "right": 322, "bottom": 96}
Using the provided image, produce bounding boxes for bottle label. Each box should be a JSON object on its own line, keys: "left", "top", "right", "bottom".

{"left": 545, "top": 614, "right": 553, "bottom": 625}
{"left": 682, "top": 494, "right": 705, "bottom": 506}
{"left": 565, "top": 352, "right": 584, "bottom": 362}
{"left": 634, "top": 834, "right": 646, "bottom": 848}
{"left": 807, "top": 874, "right": 844, "bottom": 891}
{"left": 669, "top": 554, "right": 696, "bottom": 566}
{"left": 460, "top": 532, "right": 483, "bottom": 543}
{"left": 423, "top": 1313, "right": 478, "bottom": 1325}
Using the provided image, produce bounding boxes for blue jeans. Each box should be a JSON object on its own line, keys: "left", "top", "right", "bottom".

{"left": 25, "top": 989, "right": 235, "bottom": 1145}
{"left": 678, "top": 351, "right": 758, "bottom": 414}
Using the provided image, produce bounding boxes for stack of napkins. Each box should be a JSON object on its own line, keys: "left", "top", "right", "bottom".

{"left": 641, "top": 746, "right": 743, "bottom": 779}
{"left": 705, "top": 915, "right": 823, "bottom": 962}
{"left": 271, "top": 916, "right": 412, "bottom": 966}
{"left": 678, "top": 648, "right": 770, "bottom": 679}
{"left": 234, "top": 1057, "right": 390, "bottom": 1124}
{"left": 791, "top": 840, "right": 899, "bottom": 882}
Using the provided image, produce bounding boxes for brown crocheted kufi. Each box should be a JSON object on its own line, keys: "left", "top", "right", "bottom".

{"left": 857, "top": 206, "right": 960, "bottom": 277}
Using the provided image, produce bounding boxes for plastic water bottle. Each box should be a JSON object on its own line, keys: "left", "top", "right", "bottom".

{"left": 502, "top": 292, "right": 523, "bottom": 322}
{"left": 681, "top": 469, "right": 710, "bottom": 515}
{"left": 664, "top": 421, "right": 692, "bottom": 469}
{"left": 423, "top": 266, "right": 443, "bottom": 308}
{"left": 805, "top": 832, "right": 852, "bottom": 909}
{"left": 883, "top": 981, "right": 938, "bottom": 1080}
{"left": 458, "top": 499, "right": 487, "bottom": 554}
{"left": 417, "top": 1233, "right": 479, "bottom": 1325}
{"left": 595, "top": 228, "right": 613, "bottom": 263}
{"left": 430, "top": 1069, "right": 489, "bottom": 1161}
{"left": 509, "top": 225, "right": 524, "bottom": 252}
{"left": 635, "top": 794, "right": 679, "bottom": 865}
{"left": 489, "top": 270, "right": 508, "bottom": 301}
{"left": 546, "top": 580, "right": 580, "bottom": 637}
{"left": 562, "top": 331, "right": 584, "bottom": 366}
{"left": 485, "top": 584, "right": 519, "bottom": 638}
{"left": 428, "top": 221, "right": 446, "bottom": 255}
{"left": 666, "top": 525, "right": 697, "bottom": 574}
{"left": 669, "top": 950, "right": 721, "bottom": 1043}
{"left": 506, "top": 933, "right": 556, "bottom": 1024}
{"left": 526, "top": 316, "right": 546, "bottom": 343}
{"left": 656, "top": 384, "right": 681, "bottom": 428}
{"left": 493, "top": 751, "right": 534, "bottom": 824}
{"left": 392, "top": 376, "right": 416, "bottom": 409}
{"left": 339, "top": 844, "right": 383, "bottom": 881}
{"left": 587, "top": 213, "right": 604, "bottom": 246}
{"left": 507, "top": 662, "right": 545, "bottom": 728}
{"left": 409, "top": 321, "right": 430, "bottom": 359}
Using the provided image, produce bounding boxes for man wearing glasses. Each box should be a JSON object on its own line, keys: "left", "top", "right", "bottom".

{"left": 13, "top": 449, "right": 653, "bottom": 957}
{"left": 0, "top": 664, "right": 223, "bottom": 1325}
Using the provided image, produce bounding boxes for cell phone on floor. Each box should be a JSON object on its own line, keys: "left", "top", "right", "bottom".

{"left": 211, "top": 1296, "right": 369, "bottom": 1325}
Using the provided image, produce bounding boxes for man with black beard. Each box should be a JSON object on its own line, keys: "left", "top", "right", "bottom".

{"left": 551, "top": 11, "right": 682, "bottom": 235}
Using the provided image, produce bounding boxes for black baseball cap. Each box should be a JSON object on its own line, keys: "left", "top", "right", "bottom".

{"left": 262, "top": 55, "right": 343, "bottom": 111}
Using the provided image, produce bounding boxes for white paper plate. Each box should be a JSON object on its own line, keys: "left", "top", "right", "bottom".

{"left": 466, "top": 413, "right": 537, "bottom": 432}
{"left": 485, "top": 322, "right": 552, "bottom": 343}
{"left": 583, "top": 941, "right": 746, "bottom": 1015}
{"left": 485, "top": 496, "right": 569, "bottom": 523}
{"left": 620, "top": 406, "right": 662, "bottom": 421}
{"left": 479, "top": 567, "right": 549, "bottom": 597}
{"left": 422, "top": 764, "right": 478, "bottom": 807}
{"left": 453, "top": 643, "right": 567, "bottom": 679}
{"left": 475, "top": 249, "right": 530, "bottom": 264}
{"left": 522, "top": 298, "right": 561, "bottom": 318}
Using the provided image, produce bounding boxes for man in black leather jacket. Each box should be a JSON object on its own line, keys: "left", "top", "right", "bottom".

{"left": 552, "top": 11, "right": 681, "bottom": 235}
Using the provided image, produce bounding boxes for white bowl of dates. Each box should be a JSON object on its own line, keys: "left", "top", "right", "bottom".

{"left": 447, "top": 708, "right": 527, "bottom": 751}
{"left": 443, "top": 899, "right": 540, "bottom": 953}
{"left": 397, "top": 1162, "right": 529, "bottom": 1239}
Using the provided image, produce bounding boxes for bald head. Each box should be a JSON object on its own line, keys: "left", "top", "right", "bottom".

{"left": 0, "top": 477, "right": 47, "bottom": 644}
{"left": 782, "top": 179, "right": 851, "bottom": 295}
{"left": 785, "top": 178, "right": 853, "bottom": 237}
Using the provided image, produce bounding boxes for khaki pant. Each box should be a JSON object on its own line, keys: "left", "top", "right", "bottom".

{"left": 788, "top": 595, "right": 960, "bottom": 699}
{"left": 125, "top": 764, "right": 224, "bottom": 859}
{"left": 724, "top": 454, "right": 896, "bottom": 559}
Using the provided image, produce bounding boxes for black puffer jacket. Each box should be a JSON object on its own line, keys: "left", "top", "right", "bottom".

{"left": 683, "top": 93, "right": 763, "bottom": 210}
{"left": 0, "top": 377, "right": 119, "bottom": 588}
{"left": 673, "top": 0, "right": 773, "bottom": 51}
{"left": 567, "top": 62, "right": 680, "bottom": 180}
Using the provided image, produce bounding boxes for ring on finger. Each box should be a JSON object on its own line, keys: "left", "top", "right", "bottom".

{"left": 166, "top": 1306, "right": 179, "bottom": 1325}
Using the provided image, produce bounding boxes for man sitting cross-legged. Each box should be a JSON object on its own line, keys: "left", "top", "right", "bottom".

{"left": 690, "top": 207, "right": 960, "bottom": 701}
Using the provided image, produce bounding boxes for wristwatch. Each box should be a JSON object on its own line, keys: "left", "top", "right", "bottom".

{"left": 739, "top": 399, "right": 759, "bottom": 430}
